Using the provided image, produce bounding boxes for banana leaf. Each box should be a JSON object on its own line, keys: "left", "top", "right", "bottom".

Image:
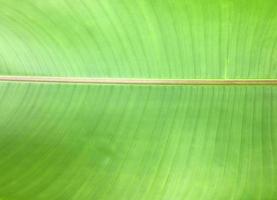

{"left": 0, "top": 0, "right": 277, "bottom": 199}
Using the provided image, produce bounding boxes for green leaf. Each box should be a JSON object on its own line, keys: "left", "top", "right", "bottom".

{"left": 0, "top": 0, "right": 277, "bottom": 200}
{"left": 0, "top": 0, "right": 276, "bottom": 78}
{"left": 1, "top": 84, "right": 277, "bottom": 199}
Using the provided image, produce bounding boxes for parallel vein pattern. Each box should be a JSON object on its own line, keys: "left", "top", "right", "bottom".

{"left": 0, "top": 83, "right": 276, "bottom": 199}
{"left": 1, "top": 1, "right": 277, "bottom": 199}
{"left": 0, "top": 0, "right": 276, "bottom": 78}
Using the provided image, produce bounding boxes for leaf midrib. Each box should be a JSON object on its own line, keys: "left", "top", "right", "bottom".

{"left": 0, "top": 76, "right": 277, "bottom": 85}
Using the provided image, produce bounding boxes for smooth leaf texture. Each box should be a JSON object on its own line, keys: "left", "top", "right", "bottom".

{"left": 0, "top": 0, "right": 276, "bottom": 78}
{"left": 1, "top": 0, "right": 277, "bottom": 200}
{"left": 1, "top": 84, "right": 277, "bottom": 200}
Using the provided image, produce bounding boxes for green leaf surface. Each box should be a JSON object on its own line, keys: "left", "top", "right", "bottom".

{"left": 0, "top": 83, "right": 277, "bottom": 200}
{"left": 1, "top": 0, "right": 277, "bottom": 200}
{"left": 0, "top": 0, "right": 276, "bottom": 78}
